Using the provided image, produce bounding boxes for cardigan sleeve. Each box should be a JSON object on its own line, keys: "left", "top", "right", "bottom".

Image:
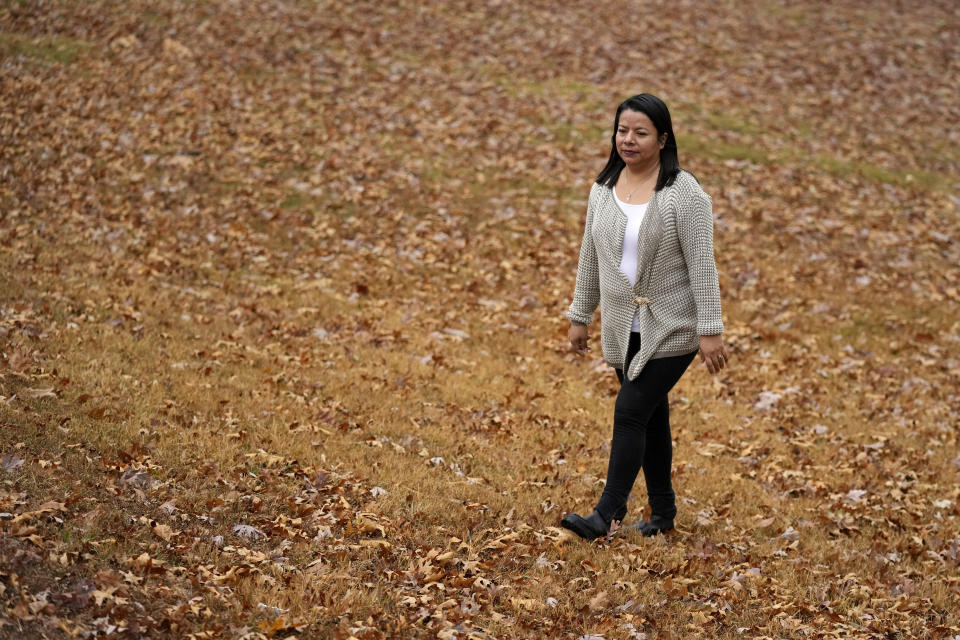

{"left": 566, "top": 185, "right": 601, "bottom": 326}
{"left": 677, "top": 190, "right": 724, "bottom": 336}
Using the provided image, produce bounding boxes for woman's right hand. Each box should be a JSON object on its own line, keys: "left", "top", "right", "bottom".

{"left": 569, "top": 324, "right": 590, "bottom": 356}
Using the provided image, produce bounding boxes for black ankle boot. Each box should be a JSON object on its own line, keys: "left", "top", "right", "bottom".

{"left": 560, "top": 510, "right": 610, "bottom": 541}
{"left": 612, "top": 506, "right": 627, "bottom": 524}
{"left": 631, "top": 514, "right": 674, "bottom": 537}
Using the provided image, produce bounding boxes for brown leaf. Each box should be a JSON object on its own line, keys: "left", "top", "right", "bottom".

{"left": 151, "top": 522, "right": 177, "bottom": 542}
{"left": 588, "top": 590, "right": 609, "bottom": 611}
{"left": 354, "top": 515, "right": 386, "bottom": 537}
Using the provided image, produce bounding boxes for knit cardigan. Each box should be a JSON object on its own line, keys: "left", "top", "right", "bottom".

{"left": 567, "top": 170, "right": 724, "bottom": 380}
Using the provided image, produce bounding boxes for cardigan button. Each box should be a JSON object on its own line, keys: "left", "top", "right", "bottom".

{"left": 632, "top": 296, "right": 652, "bottom": 307}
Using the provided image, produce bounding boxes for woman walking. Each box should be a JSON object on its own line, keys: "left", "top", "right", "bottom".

{"left": 561, "top": 93, "right": 729, "bottom": 540}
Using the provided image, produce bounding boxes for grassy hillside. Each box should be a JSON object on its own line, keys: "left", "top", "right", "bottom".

{"left": 1, "top": 1, "right": 958, "bottom": 638}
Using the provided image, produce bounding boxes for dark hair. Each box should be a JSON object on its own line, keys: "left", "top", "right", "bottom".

{"left": 595, "top": 93, "right": 681, "bottom": 191}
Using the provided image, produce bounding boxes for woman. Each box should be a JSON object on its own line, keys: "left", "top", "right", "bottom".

{"left": 561, "top": 93, "right": 729, "bottom": 540}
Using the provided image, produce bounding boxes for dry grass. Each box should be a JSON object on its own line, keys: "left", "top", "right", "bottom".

{"left": 2, "top": 0, "right": 959, "bottom": 638}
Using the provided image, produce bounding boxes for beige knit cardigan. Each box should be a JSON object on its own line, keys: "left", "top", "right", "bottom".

{"left": 567, "top": 170, "right": 724, "bottom": 380}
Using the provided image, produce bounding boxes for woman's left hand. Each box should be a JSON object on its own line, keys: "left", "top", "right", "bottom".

{"left": 699, "top": 334, "right": 730, "bottom": 375}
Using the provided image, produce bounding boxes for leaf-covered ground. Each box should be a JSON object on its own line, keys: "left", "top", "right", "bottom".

{"left": 1, "top": 1, "right": 959, "bottom": 638}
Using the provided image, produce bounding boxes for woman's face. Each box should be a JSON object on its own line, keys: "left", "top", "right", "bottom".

{"left": 616, "top": 109, "right": 665, "bottom": 169}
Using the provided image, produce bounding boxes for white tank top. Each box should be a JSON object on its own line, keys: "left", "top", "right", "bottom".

{"left": 614, "top": 186, "right": 649, "bottom": 332}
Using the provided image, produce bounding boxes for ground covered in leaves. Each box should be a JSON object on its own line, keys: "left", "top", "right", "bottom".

{"left": 2, "top": 0, "right": 959, "bottom": 638}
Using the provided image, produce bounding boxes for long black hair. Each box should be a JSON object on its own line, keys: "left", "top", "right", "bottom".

{"left": 595, "top": 93, "right": 680, "bottom": 191}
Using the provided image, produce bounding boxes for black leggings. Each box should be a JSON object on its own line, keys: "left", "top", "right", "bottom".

{"left": 595, "top": 332, "right": 696, "bottom": 524}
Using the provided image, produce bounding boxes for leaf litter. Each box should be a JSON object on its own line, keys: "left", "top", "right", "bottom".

{"left": 1, "top": 0, "right": 959, "bottom": 638}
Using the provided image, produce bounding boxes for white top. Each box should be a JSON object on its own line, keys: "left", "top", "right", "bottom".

{"left": 614, "top": 186, "right": 649, "bottom": 332}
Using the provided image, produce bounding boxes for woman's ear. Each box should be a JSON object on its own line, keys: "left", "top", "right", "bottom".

{"left": 659, "top": 133, "right": 668, "bottom": 149}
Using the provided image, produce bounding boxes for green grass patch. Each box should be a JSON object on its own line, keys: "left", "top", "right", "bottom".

{"left": 755, "top": 1, "right": 815, "bottom": 26}
{"left": 831, "top": 309, "right": 890, "bottom": 342}
{"left": 704, "top": 111, "right": 769, "bottom": 137}
{"left": 812, "top": 154, "right": 950, "bottom": 191}
{"left": 0, "top": 30, "right": 90, "bottom": 64}
{"left": 481, "top": 67, "right": 606, "bottom": 107}
{"left": 280, "top": 191, "right": 308, "bottom": 210}
{"left": 680, "top": 128, "right": 953, "bottom": 191}
{"left": 237, "top": 63, "right": 278, "bottom": 83}
{"left": 142, "top": 9, "right": 168, "bottom": 26}
{"left": 682, "top": 132, "right": 772, "bottom": 164}
{"left": 534, "top": 121, "right": 606, "bottom": 146}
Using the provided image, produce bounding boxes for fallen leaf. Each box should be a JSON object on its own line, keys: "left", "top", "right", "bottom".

{"left": 588, "top": 590, "right": 609, "bottom": 611}
{"left": 23, "top": 387, "right": 56, "bottom": 399}
{"left": 1, "top": 455, "right": 25, "bottom": 473}
{"left": 232, "top": 524, "right": 266, "bottom": 541}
